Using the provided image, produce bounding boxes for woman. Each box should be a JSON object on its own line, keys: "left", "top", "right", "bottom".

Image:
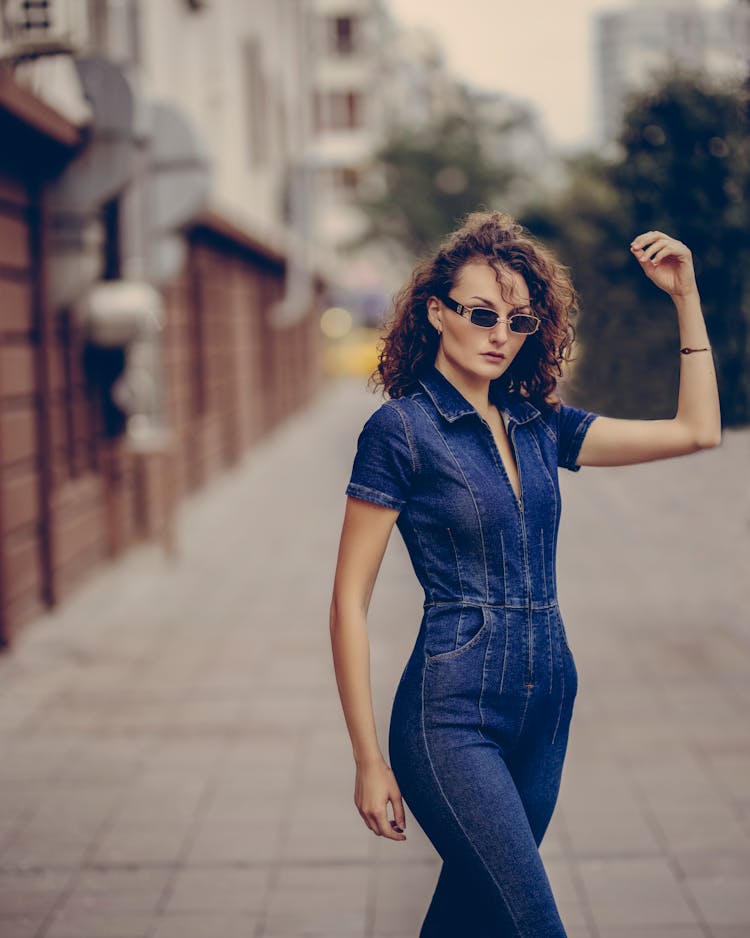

{"left": 329, "top": 211, "right": 720, "bottom": 937}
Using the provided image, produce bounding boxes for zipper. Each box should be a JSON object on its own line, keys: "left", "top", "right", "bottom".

{"left": 509, "top": 423, "right": 531, "bottom": 600}
{"left": 482, "top": 414, "right": 534, "bottom": 687}
{"left": 481, "top": 416, "right": 532, "bottom": 602}
{"left": 481, "top": 416, "right": 523, "bottom": 516}
{"left": 510, "top": 422, "right": 534, "bottom": 688}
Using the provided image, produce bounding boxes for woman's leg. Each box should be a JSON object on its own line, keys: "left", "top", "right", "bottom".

{"left": 418, "top": 716, "right": 574, "bottom": 938}
{"left": 389, "top": 619, "right": 574, "bottom": 937}
{"left": 419, "top": 858, "right": 504, "bottom": 938}
{"left": 391, "top": 718, "right": 568, "bottom": 938}
{"left": 506, "top": 687, "right": 575, "bottom": 847}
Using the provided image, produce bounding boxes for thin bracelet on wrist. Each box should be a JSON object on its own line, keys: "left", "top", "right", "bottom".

{"left": 680, "top": 346, "right": 711, "bottom": 355}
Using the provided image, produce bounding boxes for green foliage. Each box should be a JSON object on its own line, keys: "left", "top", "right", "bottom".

{"left": 350, "top": 111, "right": 523, "bottom": 259}
{"left": 523, "top": 70, "right": 750, "bottom": 426}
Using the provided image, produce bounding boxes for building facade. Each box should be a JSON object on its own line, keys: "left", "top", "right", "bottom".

{"left": 0, "top": 0, "right": 324, "bottom": 647}
{"left": 595, "top": 0, "right": 750, "bottom": 145}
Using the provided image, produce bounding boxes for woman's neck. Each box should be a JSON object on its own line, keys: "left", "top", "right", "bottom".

{"left": 433, "top": 358, "right": 493, "bottom": 420}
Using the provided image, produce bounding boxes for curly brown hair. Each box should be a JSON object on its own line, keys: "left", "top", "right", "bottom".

{"left": 369, "top": 210, "right": 581, "bottom": 409}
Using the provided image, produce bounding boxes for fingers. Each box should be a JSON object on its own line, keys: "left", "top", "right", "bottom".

{"left": 631, "top": 237, "right": 670, "bottom": 266}
{"left": 630, "top": 232, "right": 689, "bottom": 267}
{"left": 650, "top": 243, "right": 679, "bottom": 265}
{"left": 361, "top": 806, "right": 406, "bottom": 840}
{"left": 357, "top": 795, "right": 407, "bottom": 841}
{"left": 354, "top": 764, "right": 407, "bottom": 842}
{"left": 392, "top": 796, "right": 406, "bottom": 832}
{"left": 631, "top": 230, "right": 667, "bottom": 249}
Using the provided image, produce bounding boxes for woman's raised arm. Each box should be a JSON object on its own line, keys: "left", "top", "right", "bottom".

{"left": 329, "top": 496, "right": 408, "bottom": 842}
{"left": 576, "top": 231, "right": 722, "bottom": 469}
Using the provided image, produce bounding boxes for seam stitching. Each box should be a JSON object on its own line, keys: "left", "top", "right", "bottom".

{"left": 414, "top": 399, "right": 490, "bottom": 600}
{"left": 387, "top": 400, "right": 420, "bottom": 475}
{"left": 420, "top": 661, "right": 523, "bottom": 934}
{"left": 345, "top": 483, "right": 402, "bottom": 510}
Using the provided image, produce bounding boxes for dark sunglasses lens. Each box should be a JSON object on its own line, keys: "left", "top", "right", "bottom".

{"left": 510, "top": 315, "right": 538, "bottom": 334}
{"left": 470, "top": 308, "right": 498, "bottom": 327}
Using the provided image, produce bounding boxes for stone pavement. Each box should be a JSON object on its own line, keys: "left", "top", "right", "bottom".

{"left": 0, "top": 375, "right": 748, "bottom": 938}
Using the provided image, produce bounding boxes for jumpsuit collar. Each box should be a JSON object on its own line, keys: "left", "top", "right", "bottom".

{"left": 418, "top": 362, "right": 540, "bottom": 428}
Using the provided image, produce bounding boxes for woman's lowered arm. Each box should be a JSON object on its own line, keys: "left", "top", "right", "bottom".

{"left": 330, "top": 496, "right": 408, "bottom": 842}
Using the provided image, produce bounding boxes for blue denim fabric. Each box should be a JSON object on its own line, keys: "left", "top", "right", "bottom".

{"left": 345, "top": 363, "right": 599, "bottom": 937}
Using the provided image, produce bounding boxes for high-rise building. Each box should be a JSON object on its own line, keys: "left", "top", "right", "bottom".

{"left": 595, "top": 0, "right": 750, "bottom": 146}
{"left": 307, "top": 1, "right": 559, "bottom": 316}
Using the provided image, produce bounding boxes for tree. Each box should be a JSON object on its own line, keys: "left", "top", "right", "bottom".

{"left": 523, "top": 70, "right": 750, "bottom": 426}
{"left": 350, "top": 109, "right": 527, "bottom": 260}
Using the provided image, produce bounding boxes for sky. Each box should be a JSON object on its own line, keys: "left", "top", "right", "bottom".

{"left": 385, "top": 0, "right": 727, "bottom": 151}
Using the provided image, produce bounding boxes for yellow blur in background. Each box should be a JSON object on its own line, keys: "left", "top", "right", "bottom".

{"left": 320, "top": 307, "right": 382, "bottom": 377}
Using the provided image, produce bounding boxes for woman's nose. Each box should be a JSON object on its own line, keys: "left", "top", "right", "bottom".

{"left": 489, "top": 320, "right": 510, "bottom": 341}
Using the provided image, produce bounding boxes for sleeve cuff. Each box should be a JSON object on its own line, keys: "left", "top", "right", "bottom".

{"left": 345, "top": 483, "right": 405, "bottom": 511}
{"left": 564, "top": 412, "right": 598, "bottom": 472}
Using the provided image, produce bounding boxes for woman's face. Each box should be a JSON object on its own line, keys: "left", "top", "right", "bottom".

{"left": 427, "top": 260, "right": 530, "bottom": 382}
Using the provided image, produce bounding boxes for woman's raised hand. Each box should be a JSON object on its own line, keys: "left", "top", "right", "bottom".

{"left": 354, "top": 759, "right": 407, "bottom": 841}
{"left": 630, "top": 231, "right": 698, "bottom": 298}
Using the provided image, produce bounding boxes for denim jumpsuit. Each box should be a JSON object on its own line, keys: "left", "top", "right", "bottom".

{"left": 345, "top": 363, "right": 600, "bottom": 938}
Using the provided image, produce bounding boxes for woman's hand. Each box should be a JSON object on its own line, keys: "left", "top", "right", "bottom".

{"left": 630, "top": 231, "right": 698, "bottom": 299}
{"left": 354, "top": 758, "right": 407, "bottom": 841}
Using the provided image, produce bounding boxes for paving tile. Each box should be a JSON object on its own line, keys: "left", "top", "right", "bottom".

{"left": 543, "top": 856, "right": 591, "bottom": 932}
{"left": 263, "top": 865, "right": 368, "bottom": 937}
{"left": 649, "top": 801, "right": 750, "bottom": 854}
{"left": 562, "top": 801, "right": 663, "bottom": 858}
{"left": 162, "top": 866, "right": 268, "bottom": 913}
{"left": 185, "top": 818, "right": 283, "bottom": 865}
{"left": 150, "top": 910, "right": 259, "bottom": 938}
{"left": 89, "top": 822, "right": 190, "bottom": 867}
{"left": 673, "top": 847, "right": 750, "bottom": 878}
{"left": 579, "top": 856, "right": 698, "bottom": 928}
{"left": 0, "top": 868, "right": 71, "bottom": 916}
{"left": 0, "top": 738, "right": 76, "bottom": 782}
{"left": 0, "top": 914, "right": 49, "bottom": 938}
{"left": 370, "top": 861, "right": 439, "bottom": 936}
{"left": 1, "top": 831, "right": 92, "bottom": 870}
{"left": 58, "top": 867, "right": 170, "bottom": 914}
{"left": 595, "top": 928, "right": 706, "bottom": 938}
{"left": 684, "top": 873, "right": 750, "bottom": 927}
{"left": 43, "top": 908, "right": 153, "bottom": 938}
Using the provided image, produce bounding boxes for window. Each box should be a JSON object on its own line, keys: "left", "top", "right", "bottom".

{"left": 100, "top": 198, "right": 121, "bottom": 281}
{"left": 332, "top": 167, "right": 360, "bottom": 192}
{"left": 314, "top": 91, "right": 364, "bottom": 132}
{"left": 328, "top": 15, "right": 359, "bottom": 55}
{"left": 243, "top": 37, "right": 269, "bottom": 167}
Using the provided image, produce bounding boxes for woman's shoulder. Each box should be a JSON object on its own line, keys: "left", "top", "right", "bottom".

{"left": 366, "top": 389, "right": 426, "bottom": 423}
{"left": 353, "top": 393, "right": 433, "bottom": 458}
{"left": 355, "top": 397, "right": 414, "bottom": 444}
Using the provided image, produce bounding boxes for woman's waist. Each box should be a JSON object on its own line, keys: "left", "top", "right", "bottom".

{"left": 423, "top": 596, "right": 559, "bottom": 611}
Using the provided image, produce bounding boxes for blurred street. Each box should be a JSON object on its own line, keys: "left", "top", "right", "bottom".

{"left": 0, "top": 375, "right": 749, "bottom": 938}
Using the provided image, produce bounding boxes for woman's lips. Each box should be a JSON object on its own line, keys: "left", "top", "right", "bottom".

{"left": 482, "top": 352, "right": 505, "bottom": 360}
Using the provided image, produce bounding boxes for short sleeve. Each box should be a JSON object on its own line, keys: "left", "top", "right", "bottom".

{"left": 557, "top": 401, "right": 599, "bottom": 472}
{"left": 345, "top": 402, "right": 416, "bottom": 510}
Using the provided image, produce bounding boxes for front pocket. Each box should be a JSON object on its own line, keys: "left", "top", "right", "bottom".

{"left": 424, "top": 604, "right": 490, "bottom": 663}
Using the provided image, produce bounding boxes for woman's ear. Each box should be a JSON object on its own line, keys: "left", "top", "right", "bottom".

{"left": 426, "top": 296, "right": 443, "bottom": 333}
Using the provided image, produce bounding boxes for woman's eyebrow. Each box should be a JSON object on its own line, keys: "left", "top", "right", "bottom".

{"left": 467, "top": 295, "right": 531, "bottom": 309}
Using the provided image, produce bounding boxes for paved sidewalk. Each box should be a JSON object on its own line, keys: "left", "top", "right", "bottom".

{"left": 0, "top": 375, "right": 748, "bottom": 938}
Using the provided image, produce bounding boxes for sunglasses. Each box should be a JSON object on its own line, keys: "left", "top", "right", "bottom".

{"left": 440, "top": 294, "right": 541, "bottom": 334}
